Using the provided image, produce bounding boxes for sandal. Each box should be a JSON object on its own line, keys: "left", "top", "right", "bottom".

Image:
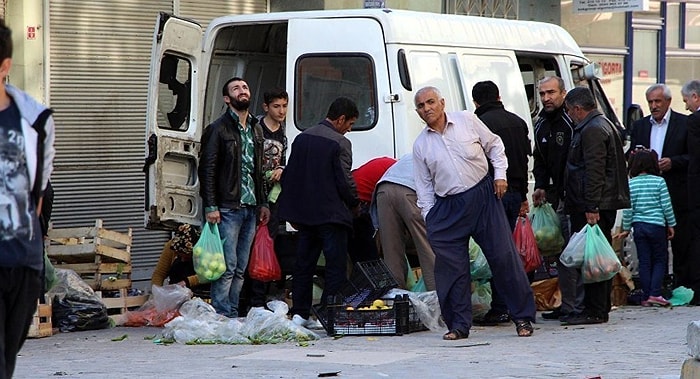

{"left": 514, "top": 320, "right": 533, "bottom": 337}
{"left": 443, "top": 329, "right": 469, "bottom": 340}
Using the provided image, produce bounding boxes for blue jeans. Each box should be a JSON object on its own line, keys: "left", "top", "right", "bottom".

{"left": 633, "top": 222, "right": 668, "bottom": 298}
{"left": 211, "top": 207, "right": 256, "bottom": 318}
{"left": 291, "top": 224, "right": 349, "bottom": 319}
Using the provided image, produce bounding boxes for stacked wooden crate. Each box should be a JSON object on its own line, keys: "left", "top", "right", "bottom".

{"left": 27, "top": 297, "right": 52, "bottom": 338}
{"left": 46, "top": 219, "right": 146, "bottom": 314}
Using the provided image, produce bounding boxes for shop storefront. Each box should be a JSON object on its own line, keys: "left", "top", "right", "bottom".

{"left": 6, "top": 0, "right": 268, "bottom": 283}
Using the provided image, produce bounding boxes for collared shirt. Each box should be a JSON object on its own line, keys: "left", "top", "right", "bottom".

{"left": 413, "top": 111, "right": 507, "bottom": 218}
{"left": 649, "top": 108, "right": 670, "bottom": 157}
{"left": 229, "top": 109, "right": 256, "bottom": 206}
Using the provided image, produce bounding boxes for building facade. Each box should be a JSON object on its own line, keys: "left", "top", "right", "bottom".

{"left": 4, "top": 0, "right": 698, "bottom": 284}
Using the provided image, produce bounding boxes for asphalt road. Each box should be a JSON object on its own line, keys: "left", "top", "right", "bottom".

{"left": 15, "top": 305, "right": 698, "bottom": 379}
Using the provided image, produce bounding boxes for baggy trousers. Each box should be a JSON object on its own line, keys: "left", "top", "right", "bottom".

{"left": 425, "top": 177, "right": 536, "bottom": 332}
{"left": 0, "top": 267, "right": 42, "bottom": 379}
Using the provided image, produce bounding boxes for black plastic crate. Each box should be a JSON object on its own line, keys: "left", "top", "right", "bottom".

{"left": 337, "top": 260, "right": 398, "bottom": 308}
{"left": 312, "top": 294, "right": 427, "bottom": 336}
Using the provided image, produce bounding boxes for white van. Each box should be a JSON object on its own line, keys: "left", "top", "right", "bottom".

{"left": 143, "top": 8, "right": 622, "bottom": 230}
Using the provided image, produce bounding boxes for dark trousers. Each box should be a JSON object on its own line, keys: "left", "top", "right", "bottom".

{"left": 291, "top": 224, "right": 349, "bottom": 319}
{"left": 671, "top": 211, "right": 693, "bottom": 288}
{"left": 0, "top": 267, "right": 42, "bottom": 379}
{"left": 347, "top": 205, "right": 379, "bottom": 263}
{"left": 633, "top": 222, "right": 669, "bottom": 298}
{"left": 426, "top": 177, "right": 536, "bottom": 332}
{"left": 569, "top": 211, "right": 616, "bottom": 318}
{"left": 489, "top": 191, "right": 521, "bottom": 314}
{"left": 685, "top": 211, "right": 700, "bottom": 304}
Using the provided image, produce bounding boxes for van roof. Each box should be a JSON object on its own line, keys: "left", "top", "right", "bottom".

{"left": 205, "top": 8, "right": 584, "bottom": 57}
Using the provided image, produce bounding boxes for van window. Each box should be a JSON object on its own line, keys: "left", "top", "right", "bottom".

{"left": 571, "top": 63, "right": 623, "bottom": 131}
{"left": 408, "top": 51, "right": 449, "bottom": 99}
{"left": 517, "top": 56, "right": 561, "bottom": 119}
{"left": 157, "top": 53, "right": 192, "bottom": 131}
{"left": 295, "top": 54, "right": 377, "bottom": 131}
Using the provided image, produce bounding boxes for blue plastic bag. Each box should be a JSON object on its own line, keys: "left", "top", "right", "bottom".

{"left": 193, "top": 222, "right": 226, "bottom": 281}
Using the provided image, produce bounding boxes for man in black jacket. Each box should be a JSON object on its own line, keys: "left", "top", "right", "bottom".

{"left": 681, "top": 79, "right": 700, "bottom": 304}
{"left": 563, "top": 87, "right": 630, "bottom": 325}
{"left": 532, "top": 76, "right": 580, "bottom": 322}
{"left": 278, "top": 97, "right": 360, "bottom": 327}
{"left": 629, "top": 84, "right": 688, "bottom": 291}
{"left": 198, "top": 77, "right": 270, "bottom": 318}
{"left": 472, "top": 81, "right": 531, "bottom": 325}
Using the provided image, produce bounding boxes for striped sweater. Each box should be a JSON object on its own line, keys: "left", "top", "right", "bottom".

{"left": 622, "top": 174, "right": 676, "bottom": 230}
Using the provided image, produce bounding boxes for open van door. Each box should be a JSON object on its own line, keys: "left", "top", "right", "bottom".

{"left": 144, "top": 13, "right": 202, "bottom": 230}
{"left": 286, "top": 17, "right": 395, "bottom": 166}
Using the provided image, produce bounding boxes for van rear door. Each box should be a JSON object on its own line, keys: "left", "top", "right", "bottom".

{"left": 286, "top": 17, "right": 394, "bottom": 166}
{"left": 144, "top": 13, "right": 202, "bottom": 230}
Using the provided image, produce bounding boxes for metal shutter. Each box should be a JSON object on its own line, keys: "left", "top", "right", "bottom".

{"left": 48, "top": 0, "right": 174, "bottom": 283}
{"left": 178, "top": 0, "right": 268, "bottom": 29}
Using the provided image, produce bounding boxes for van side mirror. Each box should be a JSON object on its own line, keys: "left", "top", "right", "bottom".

{"left": 625, "top": 104, "right": 644, "bottom": 139}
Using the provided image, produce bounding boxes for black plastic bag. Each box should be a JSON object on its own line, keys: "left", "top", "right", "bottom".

{"left": 52, "top": 295, "right": 111, "bottom": 332}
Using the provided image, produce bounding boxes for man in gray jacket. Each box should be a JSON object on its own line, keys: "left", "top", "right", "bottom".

{"left": 0, "top": 18, "right": 56, "bottom": 378}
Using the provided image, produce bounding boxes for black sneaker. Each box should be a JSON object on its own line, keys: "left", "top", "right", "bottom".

{"left": 473, "top": 310, "right": 511, "bottom": 326}
{"left": 541, "top": 307, "right": 562, "bottom": 320}
{"left": 562, "top": 313, "right": 604, "bottom": 325}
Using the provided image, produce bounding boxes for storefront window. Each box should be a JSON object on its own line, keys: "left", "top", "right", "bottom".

{"left": 666, "top": 4, "right": 681, "bottom": 49}
{"left": 561, "top": 2, "right": 626, "bottom": 48}
{"left": 665, "top": 57, "right": 700, "bottom": 112}
{"left": 686, "top": 4, "right": 700, "bottom": 48}
{"left": 585, "top": 54, "right": 625, "bottom": 118}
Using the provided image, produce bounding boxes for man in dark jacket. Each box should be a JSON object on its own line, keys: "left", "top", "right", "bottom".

{"left": 278, "top": 97, "right": 360, "bottom": 326}
{"left": 472, "top": 81, "right": 531, "bottom": 326}
{"left": 563, "top": 87, "right": 630, "bottom": 325}
{"left": 629, "top": 84, "right": 688, "bottom": 291}
{"left": 531, "top": 76, "right": 580, "bottom": 323}
{"left": 681, "top": 79, "right": 700, "bottom": 304}
{"left": 198, "top": 77, "right": 270, "bottom": 318}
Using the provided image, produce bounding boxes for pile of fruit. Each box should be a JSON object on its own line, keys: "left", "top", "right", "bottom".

{"left": 194, "top": 246, "right": 226, "bottom": 281}
{"left": 345, "top": 299, "right": 391, "bottom": 311}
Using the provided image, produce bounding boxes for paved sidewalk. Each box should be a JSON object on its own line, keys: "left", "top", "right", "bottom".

{"left": 15, "top": 306, "right": 698, "bottom": 379}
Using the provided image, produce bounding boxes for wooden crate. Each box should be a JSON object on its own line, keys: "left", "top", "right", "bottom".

{"left": 97, "top": 288, "right": 149, "bottom": 315}
{"left": 47, "top": 219, "right": 133, "bottom": 290}
{"left": 27, "top": 299, "right": 52, "bottom": 338}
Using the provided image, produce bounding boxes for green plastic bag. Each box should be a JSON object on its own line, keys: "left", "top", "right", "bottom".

{"left": 469, "top": 238, "right": 492, "bottom": 281}
{"left": 193, "top": 222, "right": 226, "bottom": 282}
{"left": 411, "top": 275, "right": 427, "bottom": 292}
{"left": 581, "top": 224, "right": 621, "bottom": 284}
{"left": 405, "top": 255, "right": 418, "bottom": 290}
{"left": 44, "top": 252, "right": 57, "bottom": 291}
{"left": 529, "top": 203, "right": 565, "bottom": 256}
{"left": 668, "top": 286, "right": 694, "bottom": 306}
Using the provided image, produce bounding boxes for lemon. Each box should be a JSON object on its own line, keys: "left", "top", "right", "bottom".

{"left": 372, "top": 299, "right": 385, "bottom": 308}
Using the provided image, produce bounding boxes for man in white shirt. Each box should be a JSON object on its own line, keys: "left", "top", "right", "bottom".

{"left": 412, "top": 86, "right": 536, "bottom": 340}
{"left": 629, "top": 84, "right": 688, "bottom": 292}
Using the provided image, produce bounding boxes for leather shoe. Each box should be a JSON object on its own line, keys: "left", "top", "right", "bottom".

{"left": 541, "top": 307, "right": 562, "bottom": 320}
{"left": 473, "top": 310, "right": 511, "bottom": 326}
{"left": 562, "top": 313, "right": 605, "bottom": 325}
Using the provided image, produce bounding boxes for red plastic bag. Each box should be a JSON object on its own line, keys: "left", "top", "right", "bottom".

{"left": 513, "top": 216, "right": 542, "bottom": 273}
{"left": 248, "top": 225, "right": 282, "bottom": 282}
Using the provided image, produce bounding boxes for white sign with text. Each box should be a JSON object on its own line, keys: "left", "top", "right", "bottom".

{"left": 573, "top": 0, "right": 650, "bottom": 14}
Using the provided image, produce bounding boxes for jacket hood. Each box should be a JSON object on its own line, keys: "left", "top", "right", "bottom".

{"left": 5, "top": 84, "right": 48, "bottom": 124}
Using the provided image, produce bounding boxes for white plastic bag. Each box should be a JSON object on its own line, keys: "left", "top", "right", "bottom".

{"left": 559, "top": 225, "right": 587, "bottom": 268}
